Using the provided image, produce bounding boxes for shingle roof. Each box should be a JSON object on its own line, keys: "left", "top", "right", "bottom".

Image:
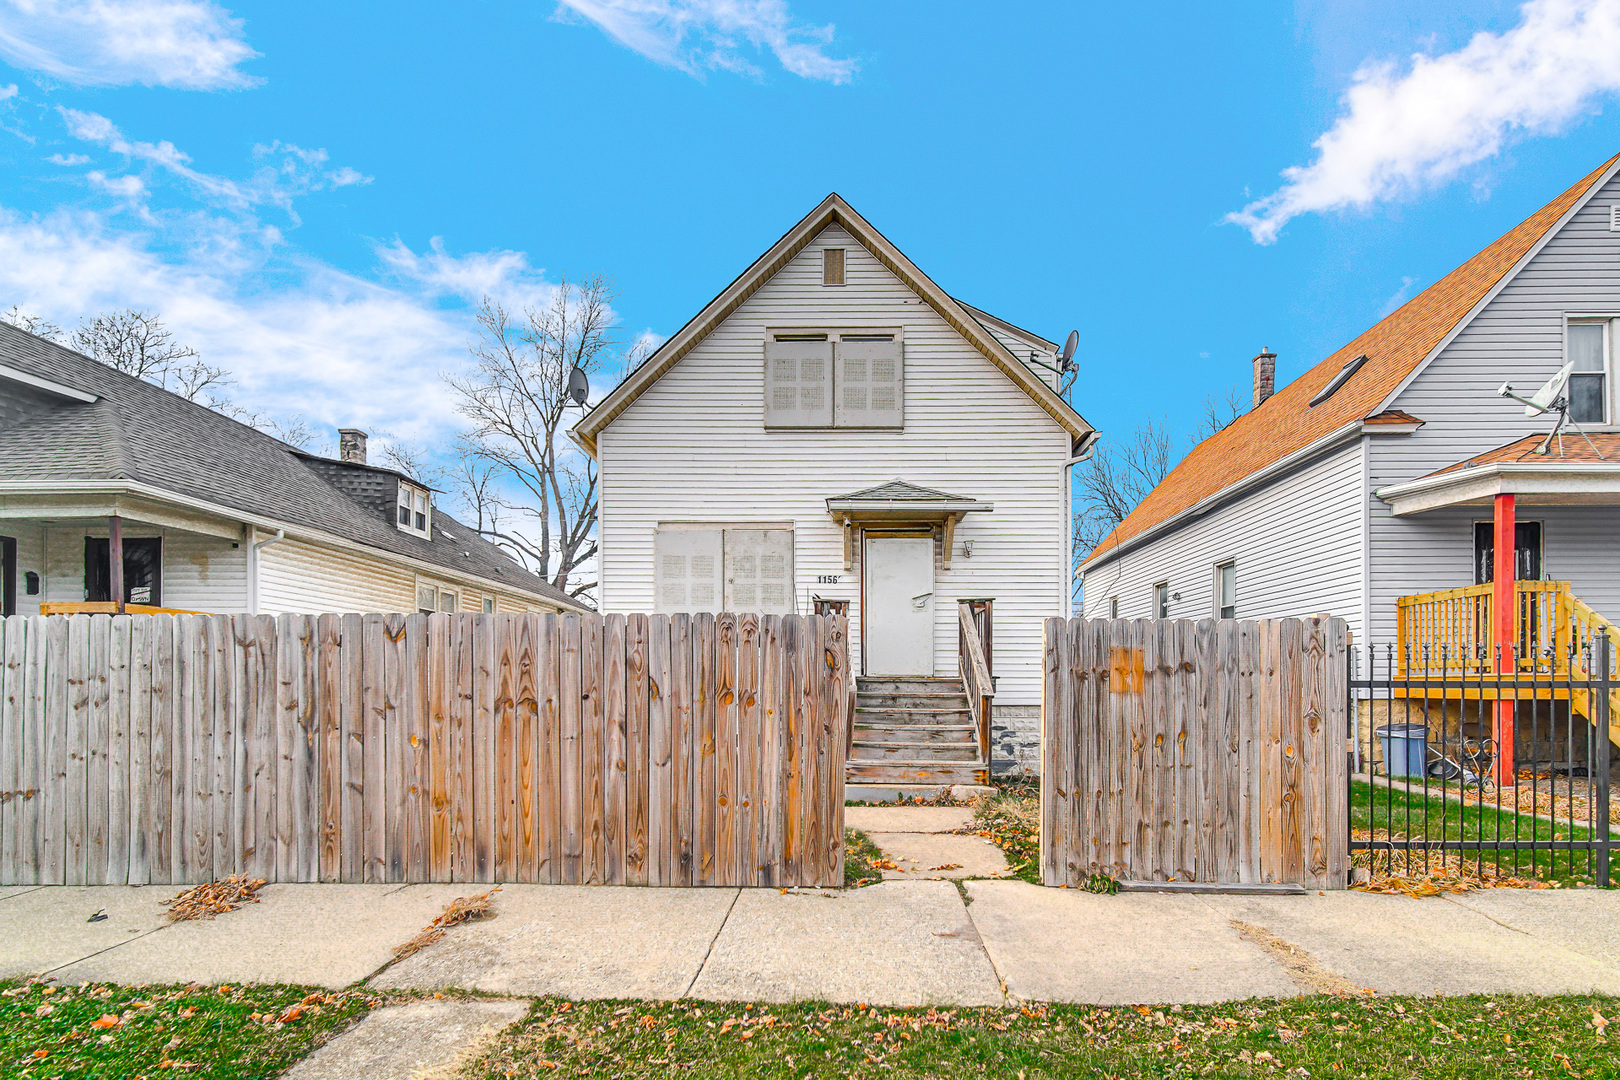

{"left": 1426, "top": 431, "right": 1620, "bottom": 474}
{"left": 0, "top": 324, "right": 587, "bottom": 611}
{"left": 828, "top": 479, "right": 977, "bottom": 503}
{"left": 1082, "top": 152, "right": 1620, "bottom": 570}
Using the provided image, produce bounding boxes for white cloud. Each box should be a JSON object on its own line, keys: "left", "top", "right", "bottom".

{"left": 47, "top": 150, "right": 88, "bottom": 164}
{"left": 85, "top": 168, "right": 142, "bottom": 199}
{"left": 0, "top": 81, "right": 16, "bottom": 99}
{"left": 379, "top": 235, "right": 558, "bottom": 312}
{"left": 58, "top": 108, "right": 369, "bottom": 215}
{"left": 1228, "top": 0, "right": 1620, "bottom": 243}
{"left": 555, "top": 0, "right": 855, "bottom": 83}
{"left": 0, "top": 0, "right": 259, "bottom": 89}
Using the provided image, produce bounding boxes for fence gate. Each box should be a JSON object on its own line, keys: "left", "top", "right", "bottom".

{"left": 0, "top": 611, "right": 849, "bottom": 889}
{"left": 1041, "top": 617, "right": 1349, "bottom": 889}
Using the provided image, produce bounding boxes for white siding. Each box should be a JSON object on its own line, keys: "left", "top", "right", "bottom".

{"left": 5, "top": 522, "right": 45, "bottom": 616}
{"left": 1079, "top": 441, "right": 1367, "bottom": 642}
{"left": 38, "top": 524, "right": 248, "bottom": 613}
{"left": 256, "top": 535, "right": 562, "bottom": 616}
{"left": 1370, "top": 169, "right": 1620, "bottom": 640}
{"left": 596, "top": 224, "right": 1072, "bottom": 707}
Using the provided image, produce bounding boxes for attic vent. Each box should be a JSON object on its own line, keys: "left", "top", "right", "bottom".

{"left": 823, "top": 248, "right": 845, "bottom": 286}
{"left": 1611, "top": 205, "right": 1620, "bottom": 232}
{"left": 840, "top": 334, "right": 893, "bottom": 342}
{"left": 1309, "top": 354, "right": 1369, "bottom": 407}
{"left": 774, "top": 333, "right": 828, "bottom": 342}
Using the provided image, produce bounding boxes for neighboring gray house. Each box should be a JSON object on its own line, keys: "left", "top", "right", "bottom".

{"left": 0, "top": 323, "right": 587, "bottom": 618}
{"left": 1078, "top": 151, "right": 1620, "bottom": 644}
{"left": 1077, "top": 152, "right": 1620, "bottom": 763}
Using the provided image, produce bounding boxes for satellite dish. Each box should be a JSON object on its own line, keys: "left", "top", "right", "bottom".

{"left": 1509, "top": 362, "right": 1572, "bottom": 418}
{"left": 566, "top": 364, "right": 590, "bottom": 407}
{"left": 1058, "top": 330, "right": 1079, "bottom": 371}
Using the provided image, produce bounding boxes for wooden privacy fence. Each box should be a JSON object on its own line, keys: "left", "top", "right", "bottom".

{"left": 1042, "top": 617, "right": 1348, "bottom": 890}
{"left": 0, "top": 612, "right": 848, "bottom": 888}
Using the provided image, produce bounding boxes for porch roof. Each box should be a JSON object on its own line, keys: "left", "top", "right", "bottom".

{"left": 824, "top": 479, "right": 993, "bottom": 520}
{"left": 1377, "top": 433, "right": 1620, "bottom": 515}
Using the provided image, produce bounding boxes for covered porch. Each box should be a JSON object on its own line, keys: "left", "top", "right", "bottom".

{"left": 1378, "top": 434, "right": 1620, "bottom": 782}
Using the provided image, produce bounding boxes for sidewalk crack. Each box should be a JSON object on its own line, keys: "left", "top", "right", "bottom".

{"left": 957, "top": 883, "right": 1012, "bottom": 1004}
{"left": 1440, "top": 894, "right": 1530, "bottom": 934}
{"left": 681, "top": 888, "right": 740, "bottom": 999}
{"left": 39, "top": 924, "right": 172, "bottom": 980}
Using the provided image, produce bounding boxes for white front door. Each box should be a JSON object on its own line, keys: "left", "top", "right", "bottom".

{"left": 864, "top": 536, "right": 934, "bottom": 675}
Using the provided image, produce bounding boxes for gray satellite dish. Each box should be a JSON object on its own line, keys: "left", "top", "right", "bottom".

{"left": 1058, "top": 330, "right": 1079, "bottom": 372}
{"left": 1498, "top": 361, "right": 1603, "bottom": 459}
{"left": 566, "top": 365, "right": 590, "bottom": 407}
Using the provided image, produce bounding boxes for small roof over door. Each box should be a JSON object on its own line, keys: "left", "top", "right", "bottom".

{"left": 826, "top": 479, "right": 991, "bottom": 569}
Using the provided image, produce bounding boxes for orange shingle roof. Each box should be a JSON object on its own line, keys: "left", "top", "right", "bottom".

{"left": 1427, "top": 431, "right": 1620, "bottom": 474}
{"left": 1082, "top": 153, "right": 1620, "bottom": 569}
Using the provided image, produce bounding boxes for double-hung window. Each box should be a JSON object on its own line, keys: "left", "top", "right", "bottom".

{"left": 398, "top": 481, "right": 431, "bottom": 538}
{"left": 1215, "top": 562, "right": 1236, "bottom": 620}
{"left": 1567, "top": 320, "right": 1609, "bottom": 424}
{"left": 764, "top": 329, "right": 903, "bottom": 430}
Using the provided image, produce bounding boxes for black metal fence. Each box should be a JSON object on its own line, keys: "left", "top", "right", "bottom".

{"left": 1350, "top": 637, "right": 1614, "bottom": 887}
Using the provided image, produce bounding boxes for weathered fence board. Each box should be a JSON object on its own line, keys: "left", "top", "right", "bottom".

{"left": 1042, "top": 617, "right": 1348, "bottom": 890}
{"left": 0, "top": 612, "right": 847, "bottom": 888}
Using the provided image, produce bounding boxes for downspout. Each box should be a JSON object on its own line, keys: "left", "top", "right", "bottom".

{"left": 248, "top": 528, "right": 286, "bottom": 615}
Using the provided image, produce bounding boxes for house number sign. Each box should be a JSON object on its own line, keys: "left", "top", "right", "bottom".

{"left": 816, "top": 575, "right": 840, "bottom": 584}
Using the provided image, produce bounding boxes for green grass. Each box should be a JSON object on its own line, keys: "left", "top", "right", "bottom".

{"left": 0, "top": 980, "right": 376, "bottom": 1079}
{"left": 843, "top": 828, "right": 886, "bottom": 887}
{"left": 972, "top": 778, "right": 1041, "bottom": 884}
{"left": 464, "top": 994, "right": 1620, "bottom": 1079}
{"left": 1352, "top": 779, "right": 1618, "bottom": 887}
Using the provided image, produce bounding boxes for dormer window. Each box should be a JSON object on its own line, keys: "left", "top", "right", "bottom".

{"left": 398, "top": 481, "right": 431, "bottom": 538}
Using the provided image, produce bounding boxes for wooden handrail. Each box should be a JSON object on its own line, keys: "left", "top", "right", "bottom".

{"left": 38, "top": 602, "right": 205, "bottom": 616}
{"left": 958, "top": 601, "right": 994, "bottom": 767}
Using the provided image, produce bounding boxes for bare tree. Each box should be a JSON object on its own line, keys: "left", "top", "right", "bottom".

{"left": 1071, "top": 417, "right": 1175, "bottom": 563}
{"left": 70, "top": 309, "right": 233, "bottom": 404}
{"left": 1197, "top": 386, "right": 1246, "bottom": 440}
{"left": 2, "top": 306, "right": 63, "bottom": 341}
{"left": 446, "top": 277, "right": 647, "bottom": 600}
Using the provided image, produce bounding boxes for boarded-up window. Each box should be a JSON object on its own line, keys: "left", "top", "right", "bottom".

{"left": 823, "top": 248, "right": 845, "bottom": 285}
{"left": 764, "top": 338, "right": 834, "bottom": 428}
{"left": 655, "top": 528, "right": 724, "bottom": 613}
{"left": 655, "top": 526, "right": 794, "bottom": 614}
{"left": 835, "top": 337, "right": 903, "bottom": 428}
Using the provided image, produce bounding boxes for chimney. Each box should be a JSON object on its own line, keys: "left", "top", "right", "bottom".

{"left": 1252, "top": 347, "right": 1277, "bottom": 408}
{"left": 338, "top": 428, "right": 368, "bottom": 465}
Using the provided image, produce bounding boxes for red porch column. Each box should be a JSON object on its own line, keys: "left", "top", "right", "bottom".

{"left": 1492, "top": 493, "right": 1515, "bottom": 786}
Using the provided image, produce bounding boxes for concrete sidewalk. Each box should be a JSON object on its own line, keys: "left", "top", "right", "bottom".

{"left": 5, "top": 877, "right": 1620, "bottom": 1006}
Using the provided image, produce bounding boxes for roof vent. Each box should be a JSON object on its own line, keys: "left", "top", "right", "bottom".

{"left": 1309, "top": 354, "right": 1369, "bottom": 407}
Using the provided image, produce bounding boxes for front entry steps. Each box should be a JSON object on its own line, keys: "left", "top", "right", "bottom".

{"left": 846, "top": 676, "right": 988, "bottom": 791}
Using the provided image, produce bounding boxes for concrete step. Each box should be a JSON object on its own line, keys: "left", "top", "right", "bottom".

{"left": 845, "top": 761, "right": 988, "bottom": 785}
{"left": 849, "top": 741, "right": 982, "bottom": 762}
{"left": 857, "top": 692, "right": 971, "bottom": 711}
{"left": 854, "top": 707, "right": 974, "bottom": 725}
{"left": 852, "top": 724, "right": 978, "bottom": 745}
{"left": 856, "top": 677, "right": 965, "bottom": 695}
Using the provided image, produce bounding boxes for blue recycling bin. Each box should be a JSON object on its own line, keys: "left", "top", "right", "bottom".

{"left": 1376, "top": 723, "right": 1428, "bottom": 778}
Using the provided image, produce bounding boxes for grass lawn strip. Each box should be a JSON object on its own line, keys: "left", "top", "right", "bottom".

{"left": 465, "top": 994, "right": 1618, "bottom": 1079}
{"left": 969, "top": 779, "right": 1040, "bottom": 884}
{"left": 1351, "top": 780, "right": 1619, "bottom": 889}
{"left": 843, "top": 828, "right": 888, "bottom": 887}
{"left": 0, "top": 979, "right": 377, "bottom": 1079}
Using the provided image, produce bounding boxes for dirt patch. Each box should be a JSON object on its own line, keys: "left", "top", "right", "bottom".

{"left": 1231, "top": 920, "right": 1362, "bottom": 996}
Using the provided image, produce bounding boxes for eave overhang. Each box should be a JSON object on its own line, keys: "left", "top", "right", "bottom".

{"left": 1377, "top": 463, "right": 1620, "bottom": 516}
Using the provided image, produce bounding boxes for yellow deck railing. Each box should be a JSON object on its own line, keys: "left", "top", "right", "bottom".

{"left": 1397, "top": 579, "right": 1620, "bottom": 746}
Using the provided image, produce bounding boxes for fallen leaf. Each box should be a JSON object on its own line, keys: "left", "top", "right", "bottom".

{"left": 927, "top": 863, "right": 963, "bottom": 871}
{"left": 90, "top": 1013, "right": 123, "bottom": 1029}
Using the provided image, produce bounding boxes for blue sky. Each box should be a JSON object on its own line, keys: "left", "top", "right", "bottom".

{"left": 1, "top": 0, "right": 1618, "bottom": 466}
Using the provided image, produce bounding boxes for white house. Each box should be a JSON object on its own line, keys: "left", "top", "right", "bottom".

{"left": 574, "top": 194, "right": 1096, "bottom": 779}
{"left": 1078, "top": 153, "right": 1620, "bottom": 772}
{"left": 0, "top": 323, "right": 586, "bottom": 619}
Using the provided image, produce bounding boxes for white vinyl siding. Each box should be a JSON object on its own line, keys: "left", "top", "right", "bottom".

{"left": 36, "top": 524, "right": 249, "bottom": 613}
{"left": 763, "top": 338, "right": 833, "bottom": 428}
{"left": 1080, "top": 441, "right": 1366, "bottom": 643}
{"left": 597, "top": 223, "right": 1071, "bottom": 707}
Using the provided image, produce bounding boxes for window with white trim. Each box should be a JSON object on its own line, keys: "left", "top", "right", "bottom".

{"left": 1215, "top": 561, "right": 1236, "bottom": 620}
{"left": 764, "top": 329, "right": 902, "bottom": 430}
{"left": 482, "top": 596, "right": 495, "bottom": 614}
{"left": 1108, "top": 596, "right": 1119, "bottom": 619}
{"left": 398, "top": 481, "right": 431, "bottom": 538}
{"left": 1567, "top": 319, "right": 1609, "bottom": 425}
{"left": 416, "top": 580, "right": 459, "bottom": 614}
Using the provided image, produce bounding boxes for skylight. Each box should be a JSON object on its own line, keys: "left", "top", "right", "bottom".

{"left": 1309, "top": 354, "right": 1369, "bottom": 407}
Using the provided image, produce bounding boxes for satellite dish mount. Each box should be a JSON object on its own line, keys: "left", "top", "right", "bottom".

{"left": 1497, "top": 362, "right": 1606, "bottom": 460}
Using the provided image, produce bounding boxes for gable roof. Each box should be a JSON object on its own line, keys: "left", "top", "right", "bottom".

{"left": 571, "top": 193, "right": 1095, "bottom": 456}
{"left": 0, "top": 324, "right": 588, "bottom": 611}
{"left": 1082, "top": 151, "right": 1620, "bottom": 571}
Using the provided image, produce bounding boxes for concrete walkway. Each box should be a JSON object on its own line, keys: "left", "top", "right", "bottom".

{"left": 6, "top": 878, "right": 1620, "bottom": 1007}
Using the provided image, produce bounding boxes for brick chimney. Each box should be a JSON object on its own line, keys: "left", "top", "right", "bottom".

{"left": 1252, "top": 347, "right": 1278, "bottom": 408}
{"left": 338, "top": 428, "right": 368, "bottom": 465}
